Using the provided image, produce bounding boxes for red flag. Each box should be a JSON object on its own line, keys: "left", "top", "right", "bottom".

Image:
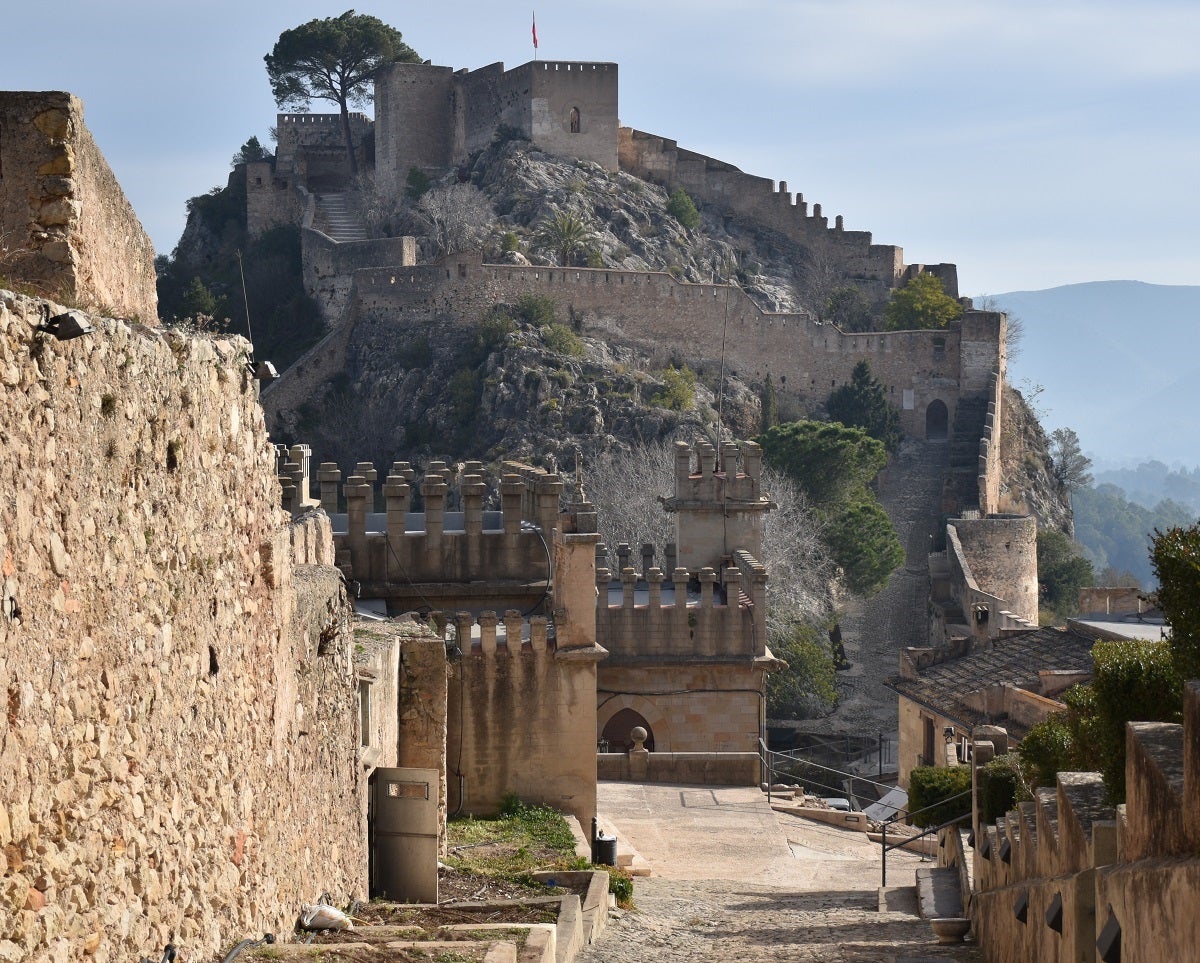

{"left": 532, "top": 13, "right": 538, "bottom": 49}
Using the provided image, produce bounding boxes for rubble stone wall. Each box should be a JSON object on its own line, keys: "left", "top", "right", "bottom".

{"left": 0, "top": 291, "right": 362, "bottom": 962}
{"left": 0, "top": 92, "right": 157, "bottom": 322}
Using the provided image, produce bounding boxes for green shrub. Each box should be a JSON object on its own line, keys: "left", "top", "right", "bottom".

{"left": 541, "top": 323, "right": 583, "bottom": 357}
{"left": 405, "top": 167, "right": 431, "bottom": 200}
{"left": 1020, "top": 713, "right": 1074, "bottom": 790}
{"left": 907, "top": 765, "right": 972, "bottom": 829}
{"left": 501, "top": 231, "right": 520, "bottom": 253}
{"left": 978, "top": 754, "right": 1024, "bottom": 823}
{"left": 823, "top": 498, "right": 905, "bottom": 596}
{"left": 666, "top": 188, "right": 701, "bottom": 229}
{"left": 650, "top": 364, "right": 696, "bottom": 411}
{"left": 1090, "top": 639, "right": 1181, "bottom": 802}
{"left": 515, "top": 293, "right": 557, "bottom": 327}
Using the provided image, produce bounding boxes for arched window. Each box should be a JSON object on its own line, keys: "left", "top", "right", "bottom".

{"left": 569, "top": 107, "right": 581, "bottom": 133}
{"left": 926, "top": 399, "right": 949, "bottom": 441}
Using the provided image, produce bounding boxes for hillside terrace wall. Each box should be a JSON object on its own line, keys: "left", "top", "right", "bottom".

{"left": 0, "top": 291, "right": 362, "bottom": 961}
{"left": 0, "top": 92, "right": 157, "bottom": 322}
{"left": 351, "top": 254, "right": 1004, "bottom": 441}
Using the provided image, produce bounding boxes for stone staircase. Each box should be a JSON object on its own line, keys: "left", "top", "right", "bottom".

{"left": 947, "top": 396, "right": 988, "bottom": 511}
{"left": 824, "top": 438, "right": 950, "bottom": 735}
{"left": 314, "top": 192, "right": 368, "bottom": 243}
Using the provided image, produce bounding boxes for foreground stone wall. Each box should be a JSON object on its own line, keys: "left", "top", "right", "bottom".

{"left": 0, "top": 92, "right": 157, "bottom": 322}
{"left": 967, "top": 689, "right": 1200, "bottom": 963}
{"left": 0, "top": 291, "right": 361, "bottom": 961}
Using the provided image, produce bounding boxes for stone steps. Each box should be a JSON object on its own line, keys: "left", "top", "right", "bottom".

{"left": 314, "top": 192, "right": 368, "bottom": 243}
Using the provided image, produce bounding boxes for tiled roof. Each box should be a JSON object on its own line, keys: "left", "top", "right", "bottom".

{"left": 885, "top": 626, "right": 1097, "bottom": 729}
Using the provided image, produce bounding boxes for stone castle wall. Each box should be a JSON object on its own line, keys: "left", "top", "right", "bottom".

{"left": 950, "top": 514, "right": 1039, "bottom": 629}
{"left": 374, "top": 60, "right": 618, "bottom": 196}
{"left": 0, "top": 290, "right": 362, "bottom": 961}
{"left": 350, "top": 253, "right": 1004, "bottom": 441}
{"left": 618, "top": 127, "right": 957, "bottom": 305}
{"left": 0, "top": 92, "right": 157, "bottom": 322}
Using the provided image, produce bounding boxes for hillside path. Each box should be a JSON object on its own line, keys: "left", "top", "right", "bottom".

{"left": 579, "top": 782, "right": 982, "bottom": 963}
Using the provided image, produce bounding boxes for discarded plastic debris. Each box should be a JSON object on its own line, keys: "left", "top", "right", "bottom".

{"left": 299, "top": 904, "right": 354, "bottom": 930}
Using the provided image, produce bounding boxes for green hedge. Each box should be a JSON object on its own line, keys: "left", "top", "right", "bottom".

{"left": 978, "top": 755, "right": 1021, "bottom": 823}
{"left": 907, "top": 765, "right": 972, "bottom": 829}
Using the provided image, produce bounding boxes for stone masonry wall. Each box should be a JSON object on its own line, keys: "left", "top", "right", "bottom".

{"left": 0, "top": 93, "right": 157, "bottom": 322}
{"left": 0, "top": 290, "right": 362, "bottom": 962}
{"left": 349, "top": 254, "right": 1004, "bottom": 442}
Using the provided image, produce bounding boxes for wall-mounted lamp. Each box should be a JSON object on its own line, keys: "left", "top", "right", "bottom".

{"left": 38, "top": 309, "right": 94, "bottom": 341}
{"left": 943, "top": 725, "right": 955, "bottom": 743}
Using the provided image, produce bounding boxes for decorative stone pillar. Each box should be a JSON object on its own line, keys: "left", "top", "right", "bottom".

{"left": 344, "top": 474, "right": 372, "bottom": 580}
{"left": 479, "top": 611, "right": 499, "bottom": 657}
{"left": 318, "top": 462, "right": 342, "bottom": 514}
{"left": 504, "top": 609, "right": 524, "bottom": 656}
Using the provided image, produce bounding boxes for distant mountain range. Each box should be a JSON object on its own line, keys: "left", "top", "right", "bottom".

{"left": 975, "top": 281, "right": 1200, "bottom": 470}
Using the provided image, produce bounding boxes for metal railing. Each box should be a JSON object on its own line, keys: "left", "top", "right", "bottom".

{"left": 879, "top": 788, "right": 972, "bottom": 887}
{"left": 759, "top": 739, "right": 895, "bottom": 807}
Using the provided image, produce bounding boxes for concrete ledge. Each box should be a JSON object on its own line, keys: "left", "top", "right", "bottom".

{"left": 772, "top": 802, "right": 871, "bottom": 833}
{"left": 441, "top": 923, "right": 555, "bottom": 963}
{"left": 531, "top": 870, "right": 610, "bottom": 946}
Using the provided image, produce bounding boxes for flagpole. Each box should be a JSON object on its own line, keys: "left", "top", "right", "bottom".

{"left": 532, "top": 10, "right": 538, "bottom": 61}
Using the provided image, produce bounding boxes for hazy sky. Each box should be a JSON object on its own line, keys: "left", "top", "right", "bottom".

{"left": 3, "top": 1, "right": 1196, "bottom": 295}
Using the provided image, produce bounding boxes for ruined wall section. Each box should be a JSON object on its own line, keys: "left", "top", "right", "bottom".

{"left": 0, "top": 92, "right": 157, "bottom": 322}
{"left": 349, "top": 255, "right": 997, "bottom": 439}
{"left": 0, "top": 291, "right": 362, "bottom": 961}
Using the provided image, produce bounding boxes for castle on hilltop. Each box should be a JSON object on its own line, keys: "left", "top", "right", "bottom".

{"left": 249, "top": 56, "right": 957, "bottom": 308}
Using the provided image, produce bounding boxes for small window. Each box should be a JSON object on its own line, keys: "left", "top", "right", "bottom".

{"left": 933, "top": 337, "right": 946, "bottom": 361}
{"left": 569, "top": 107, "right": 581, "bottom": 134}
{"left": 359, "top": 680, "right": 371, "bottom": 747}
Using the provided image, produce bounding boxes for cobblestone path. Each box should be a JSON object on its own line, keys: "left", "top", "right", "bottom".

{"left": 581, "top": 784, "right": 984, "bottom": 963}
{"left": 579, "top": 877, "right": 984, "bottom": 962}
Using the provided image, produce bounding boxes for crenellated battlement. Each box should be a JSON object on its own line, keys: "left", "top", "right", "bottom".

{"left": 662, "top": 439, "right": 775, "bottom": 570}
{"left": 279, "top": 453, "right": 599, "bottom": 617}
{"left": 449, "top": 609, "right": 555, "bottom": 656}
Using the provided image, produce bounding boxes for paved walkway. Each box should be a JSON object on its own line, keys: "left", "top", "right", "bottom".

{"left": 581, "top": 783, "right": 983, "bottom": 963}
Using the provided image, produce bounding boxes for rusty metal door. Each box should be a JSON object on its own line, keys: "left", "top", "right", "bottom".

{"left": 369, "top": 767, "right": 439, "bottom": 903}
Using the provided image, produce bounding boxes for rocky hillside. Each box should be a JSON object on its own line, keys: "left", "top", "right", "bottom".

{"left": 999, "top": 383, "right": 1074, "bottom": 535}
{"left": 277, "top": 294, "right": 764, "bottom": 473}
{"left": 368, "top": 137, "right": 822, "bottom": 313}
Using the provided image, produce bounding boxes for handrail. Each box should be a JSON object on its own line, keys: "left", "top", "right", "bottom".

{"left": 880, "top": 807, "right": 971, "bottom": 887}
{"left": 758, "top": 738, "right": 889, "bottom": 807}
{"left": 766, "top": 745, "right": 896, "bottom": 796}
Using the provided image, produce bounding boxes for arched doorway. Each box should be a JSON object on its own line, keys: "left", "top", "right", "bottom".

{"left": 569, "top": 107, "right": 581, "bottom": 133}
{"left": 926, "top": 399, "right": 949, "bottom": 441}
{"left": 601, "top": 708, "right": 654, "bottom": 752}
